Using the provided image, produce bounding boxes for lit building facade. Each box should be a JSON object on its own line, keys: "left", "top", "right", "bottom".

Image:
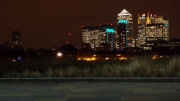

{"left": 136, "top": 13, "right": 169, "bottom": 50}
{"left": 4, "top": 41, "right": 13, "bottom": 51}
{"left": 100, "top": 24, "right": 117, "bottom": 51}
{"left": 82, "top": 24, "right": 117, "bottom": 51}
{"left": 82, "top": 26, "right": 102, "bottom": 49}
{"left": 117, "top": 9, "right": 134, "bottom": 50}
{"left": 12, "top": 30, "right": 22, "bottom": 49}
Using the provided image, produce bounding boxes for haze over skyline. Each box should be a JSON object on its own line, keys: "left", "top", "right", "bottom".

{"left": 0, "top": 0, "right": 179, "bottom": 49}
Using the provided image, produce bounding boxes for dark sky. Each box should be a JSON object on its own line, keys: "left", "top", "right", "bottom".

{"left": 0, "top": 0, "right": 179, "bottom": 49}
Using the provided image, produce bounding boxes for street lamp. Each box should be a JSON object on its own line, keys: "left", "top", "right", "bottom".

{"left": 57, "top": 52, "right": 62, "bottom": 57}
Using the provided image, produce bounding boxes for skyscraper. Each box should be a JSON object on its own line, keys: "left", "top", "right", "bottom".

{"left": 117, "top": 9, "right": 134, "bottom": 50}
{"left": 82, "top": 26, "right": 102, "bottom": 49}
{"left": 12, "top": 30, "right": 22, "bottom": 49}
{"left": 136, "top": 13, "right": 169, "bottom": 50}
{"left": 100, "top": 24, "right": 117, "bottom": 51}
{"left": 82, "top": 24, "right": 117, "bottom": 51}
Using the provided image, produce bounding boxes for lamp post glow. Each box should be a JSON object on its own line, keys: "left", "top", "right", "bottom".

{"left": 57, "top": 52, "right": 62, "bottom": 57}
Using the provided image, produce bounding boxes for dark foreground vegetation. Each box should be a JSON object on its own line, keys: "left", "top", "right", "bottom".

{"left": 0, "top": 55, "right": 180, "bottom": 78}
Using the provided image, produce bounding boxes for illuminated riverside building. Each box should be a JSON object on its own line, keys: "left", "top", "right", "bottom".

{"left": 136, "top": 13, "right": 169, "bottom": 50}
{"left": 82, "top": 24, "right": 117, "bottom": 51}
{"left": 117, "top": 9, "right": 134, "bottom": 50}
{"left": 82, "top": 26, "right": 103, "bottom": 49}
{"left": 12, "top": 30, "right": 22, "bottom": 48}
{"left": 4, "top": 41, "right": 13, "bottom": 51}
{"left": 99, "top": 24, "right": 117, "bottom": 51}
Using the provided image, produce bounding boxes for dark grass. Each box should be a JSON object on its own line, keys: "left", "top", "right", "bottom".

{"left": 0, "top": 56, "right": 180, "bottom": 78}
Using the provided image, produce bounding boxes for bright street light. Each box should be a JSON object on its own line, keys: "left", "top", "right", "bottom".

{"left": 57, "top": 52, "right": 62, "bottom": 57}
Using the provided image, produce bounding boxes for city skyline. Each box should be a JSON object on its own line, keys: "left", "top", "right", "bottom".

{"left": 0, "top": 0, "right": 179, "bottom": 49}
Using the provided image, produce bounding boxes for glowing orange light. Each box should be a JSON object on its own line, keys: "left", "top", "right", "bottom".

{"left": 82, "top": 26, "right": 84, "bottom": 27}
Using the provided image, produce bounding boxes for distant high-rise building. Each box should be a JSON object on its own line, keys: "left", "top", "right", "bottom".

{"left": 4, "top": 41, "right": 13, "bottom": 51}
{"left": 12, "top": 30, "right": 22, "bottom": 49}
{"left": 99, "top": 24, "right": 117, "bottom": 51}
{"left": 82, "top": 24, "right": 117, "bottom": 51}
{"left": 82, "top": 26, "right": 102, "bottom": 49}
{"left": 136, "top": 13, "right": 169, "bottom": 50}
{"left": 117, "top": 9, "right": 134, "bottom": 50}
{"left": 81, "top": 9, "right": 170, "bottom": 51}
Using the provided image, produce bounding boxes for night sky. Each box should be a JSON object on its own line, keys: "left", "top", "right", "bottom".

{"left": 0, "top": 0, "right": 179, "bottom": 49}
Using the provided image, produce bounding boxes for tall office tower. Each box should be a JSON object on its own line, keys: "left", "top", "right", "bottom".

{"left": 82, "top": 26, "right": 102, "bottom": 49}
{"left": 117, "top": 9, "right": 134, "bottom": 50}
{"left": 100, "top": 24, "right": 117, "bottom": 51}
{"left": 12, "top": 30, "right": 22, "bottom": 49}
{"left": 137, "top": 13, "right": 169, "bottom": 50}
{"left": 82, "top": 24, "right": 117, "bottom": 51}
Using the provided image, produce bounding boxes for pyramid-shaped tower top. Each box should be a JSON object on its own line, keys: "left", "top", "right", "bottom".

{"left": 118, "top": 9, "right": 132, "bottom": 16}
